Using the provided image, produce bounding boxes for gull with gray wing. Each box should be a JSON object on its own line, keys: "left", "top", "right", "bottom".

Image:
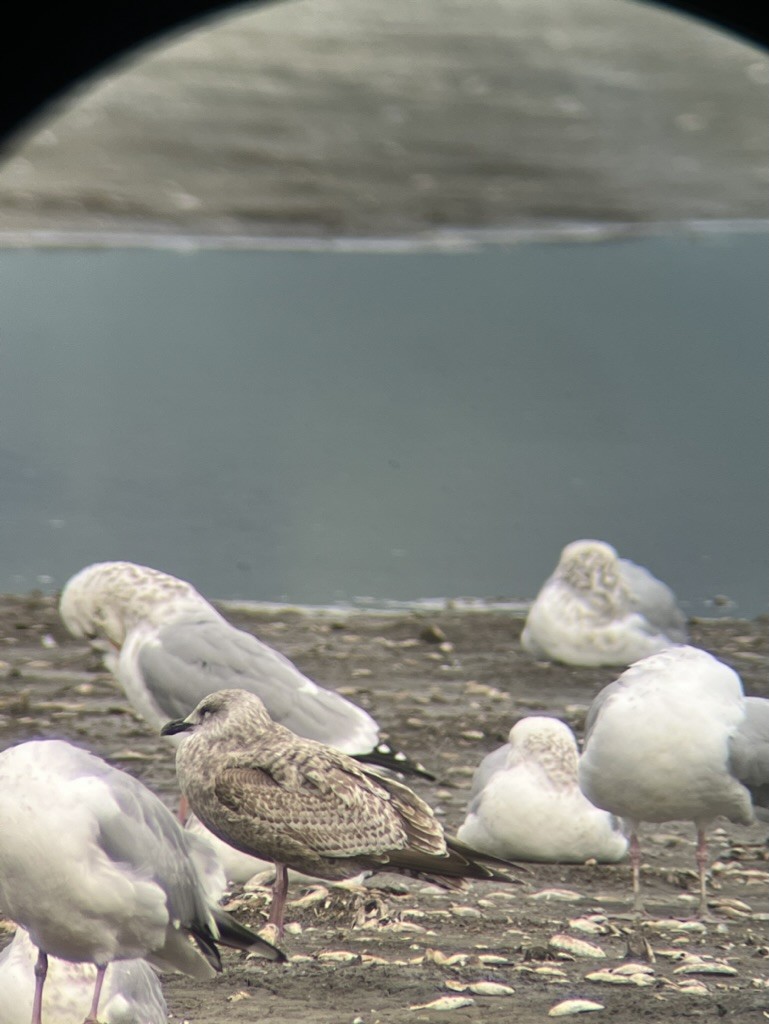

{"left": 578, "top": 645, "right": 768, "bottom": 916}
{"left": 0, "top": 739, "right": 283, "bottom": 1024}
{"left": 59, "top": 561, "right": 433, "bottom": 782}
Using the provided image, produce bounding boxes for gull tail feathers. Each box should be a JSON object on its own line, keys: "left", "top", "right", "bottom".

{"left": 381, "top": 839, "right": 528, "bottom": 889}
{"left": 353, "top": 741, "right": 437, "bottom": 781}
{"left": 211, "top": 908, "right": 286, "bottom": 962}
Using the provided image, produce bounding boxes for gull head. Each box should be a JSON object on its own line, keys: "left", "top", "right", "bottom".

{"left": 161, "top": 688, "right": 273, "bottom": 741}
{"left": 507, "top": 716, "right": 579, "bottom": 786}
{"left": 556, "top": 540, "right": 621, "bottom": 596}
{"left": 59, "top": 560, "right": 207, "bottom": 646}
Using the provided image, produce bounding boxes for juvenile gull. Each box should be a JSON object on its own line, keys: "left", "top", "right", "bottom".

{"left": 457, "top": 716, "right": 628, "bottom": 863}
{"left": 578, "top": 645, "right": 769, "bottom": 916}
{"left": 0, "top": 739, "right": 283, "bottom": 1024}
{"left": 0, "top": 928, "right": 167, "bottom": 1024}
{"left": 521, "top": 539, "right": 688, "bottom": 667}
{"left": 163, "top": 689, "right": 523, "bottom": 936}
{"left": 184, "top": 811, "right": 275, "bottom": 885}
{"left": 184, "top": 811, "right": 368, "bottom": 887}
{"left": 59, "top": 561, "right": 433, "bottom": 780}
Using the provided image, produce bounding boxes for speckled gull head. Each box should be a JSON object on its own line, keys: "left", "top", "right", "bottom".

{"left": 59, "top": 561, "right": 214, "bottom": 647}
{"left": 162, "top": 688, "right": 273, "bottom": 745}
{"left": 556, "top": 540, "right": 623, "bottom": 604}
{"left": 507, "top": 716, "right": 579, "bottom": 786}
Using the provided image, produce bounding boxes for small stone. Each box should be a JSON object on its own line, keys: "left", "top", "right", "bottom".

{"left": 585, "top": 969, "right": 654, "bottom": 987}
{"left": 673, "top": 959, "right": 738, "bottom": 976}
{"left": 549, "top": 935, "right": 606, "bottom": 959}
{"left": 409, "top": 996, "right": 475, "bottom": 1011}
{"left": 568, "top": 916, "right": 611, "bottom": 936}
{"left": 677, "top": 980, "right": 710, "bottom": 996}
{"left": 612, "top": 963, "right": 654, "bottom": 976}
{"left": 316, "top": 950, "right": 359, "bottom": 963}
{"left": 288, "top": 886, "right": 329, "bottom": 908}
{"left": 426, "top": 949, "right": 470, "bottom": 966}
{"left": 467, "top": 982, "right": 515, "bottom": 996}
{"left": 642, "top": 918, "right": 707, "bottom": 933}
{"left": 420, "top": 624, "right": 447, "bottom": 643}
{"left": 444, "top": 979, "right": 469, "bottom": 992}
{"left": 450, "top": 905, "right": 482, "bottom": 918}
{"left": 529, "top": 889, "right": 583, "bottom": 902}
{"left": 227, "top": 991, "right": 251, "bottom": 1003}
{"left": 549, "top": 1000, "right": 605, "bottom": 1017}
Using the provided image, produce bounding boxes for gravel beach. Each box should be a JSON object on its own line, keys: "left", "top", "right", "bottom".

{"left": 1, "top": 594, "right": 767, "bottom": 1022}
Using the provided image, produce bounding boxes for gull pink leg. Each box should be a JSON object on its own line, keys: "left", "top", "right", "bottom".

{"left": 268, "top": 862, "right": 289, "bottom": 938}
{"left": 629, "top": 828, "right": 645, "bottom": 913}
{"left": 83, "top": 963, "right": 108, "bottom": 1023}
{"left": 695, "top": 827, "right": 710, "bottom": 918}
{"left": 31, "top": 949, "right": 48, "bottom": 1024}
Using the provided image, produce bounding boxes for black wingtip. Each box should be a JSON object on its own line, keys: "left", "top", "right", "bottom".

{"left": 212, "top": 908, "right": 286, "bottom": 962}
{"left": 447, "top": 836, "right": 532, "bottom": 879}
{"left": 354, "top": 742, "right": 438, "bottom": 782}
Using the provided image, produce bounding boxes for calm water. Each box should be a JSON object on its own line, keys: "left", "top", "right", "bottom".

{"left": 1, "top": 226, "right": 767, "bottom": 616}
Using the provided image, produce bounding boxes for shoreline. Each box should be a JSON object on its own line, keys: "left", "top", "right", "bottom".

{"left": 0, "top": 593, "right": 767, "bottom": 1023}
{"left": 0, "top": 218, "right": 766, "bottom": 252}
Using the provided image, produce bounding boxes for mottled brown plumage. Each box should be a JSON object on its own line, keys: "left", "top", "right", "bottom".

{"left": 163, "top": 689, "right": 521, "bottom": 933}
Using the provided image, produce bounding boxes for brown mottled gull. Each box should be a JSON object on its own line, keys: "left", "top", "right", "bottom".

{"left": 162, "top": 689, "right": 523, "bottom": 936}
{"left": 0, "top": 739, "right": 284, "bottom": 1024}
{"left": 522, "top": 539, "right": 688, "bottom": 667}
{"left": 578, "top": 645, "right": 769, "bottom": 917}
{"left": 59, "top": 561, "right": 433, "bottom": 781}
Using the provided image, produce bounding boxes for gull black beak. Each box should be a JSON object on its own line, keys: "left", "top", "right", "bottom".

{"left": 161, "top": 718, "right": 194, "bottom": 737}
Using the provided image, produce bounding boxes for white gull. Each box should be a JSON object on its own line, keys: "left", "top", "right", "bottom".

{"left": 457, "top": 716, "right": 628, "bottom": 863}
{"left": 0, "top": 739, "right": 283, "bottom": 1024}
{"left": 578, "top": 645, "right": 769, "bottom": 916}
{"left": 0, "top": 928, "right": 167, "bottom": 1024}
{"left": 521, "top": 539, "right": 688, "bottom": 667}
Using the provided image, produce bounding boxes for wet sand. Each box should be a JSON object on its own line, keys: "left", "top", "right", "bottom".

{"left": 1, "top": 593, "right": 767, "bottom": 1022}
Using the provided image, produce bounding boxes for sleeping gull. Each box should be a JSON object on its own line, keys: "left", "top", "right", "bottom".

{"left": 521, "top": 539, "right": 688, "bottom": 667}
{"left": 457, "top": 716, "right": 628, "bottom": 863}
{"left": 162, "top": 689, "right": 524, "bottom": 937}
{"left": 0, "top": 928, "right": 167, "bottom": 1024}
{"left": 578, "top": 645, "right": 769, "bottom": 916}
{"left": 59, "top": 561, "right": 433, "bottom": 781}
{"left": 0, "top": 739, "right": 283, "bottom": 1024}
